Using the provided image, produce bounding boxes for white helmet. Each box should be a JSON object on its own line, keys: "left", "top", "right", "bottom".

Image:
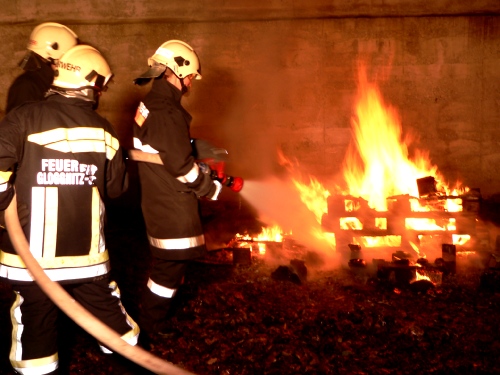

{"left": 27, "top": 22, "right": 78, "bottom": 61}
{"left": 134, "top": 40, "right": 201, "bottom": 85}
{"left": 52, "top": 45, "right": 112, "bottom": 100}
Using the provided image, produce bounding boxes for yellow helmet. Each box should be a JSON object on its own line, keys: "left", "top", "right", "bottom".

{"left": 134, "top": 40, "right": 201, "bottom": 85}
{"left": 53, "top": 45, "right": 112, "bottom": 94}
{"left": 27, "top": 22, "right": 78, "bottom": 61}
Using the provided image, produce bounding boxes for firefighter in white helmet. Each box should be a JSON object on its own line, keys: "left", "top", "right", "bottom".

{"left": 5, "top": 22, "right": 79, "bottom": 113}
{"left": 0, "top": 45, "right": 144, "bottom": 375}
{"left": 132, "top": 40, "right": 222, "bottom": 341}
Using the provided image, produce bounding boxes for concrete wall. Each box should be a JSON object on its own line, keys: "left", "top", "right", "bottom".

{"left": 1, "top": 1, "right": 499, "bottom": 197}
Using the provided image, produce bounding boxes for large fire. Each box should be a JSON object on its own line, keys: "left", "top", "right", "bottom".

{"left": 343, "top": 67, "right": 464, "bottom": 212}
{"left": 238, "top": 64, "right": 473, "bottom": 262}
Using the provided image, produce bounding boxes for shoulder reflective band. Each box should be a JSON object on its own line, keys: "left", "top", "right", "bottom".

{"left": 28, "top": 127, "right": 119, "bottom": 160}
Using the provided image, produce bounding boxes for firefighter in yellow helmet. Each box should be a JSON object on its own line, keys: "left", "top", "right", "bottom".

{"left": 132, "top": 40, "right": 222, "bottom": 342}
{"left": 5, "top": 22, "right": 79, "bottom": 113}
{"left": 0, "top": 22, "right": 79, "bottom": 250}
{"left": 0, "top": 45, "right": 144, "bottom": 375}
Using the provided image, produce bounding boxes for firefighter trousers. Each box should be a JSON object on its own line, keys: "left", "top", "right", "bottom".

{"left": 139, "top": 258, "right": 188, "bottom": 334}
{"left": 8, "top": 276, "right": 139, "bottom": 375}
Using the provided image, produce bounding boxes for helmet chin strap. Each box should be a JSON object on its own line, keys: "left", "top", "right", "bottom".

{"left": 19, "top": 51, "right": 45, "bottom": 71}
{"left": 180, "top": 78, "right": 189, "bottom": 95}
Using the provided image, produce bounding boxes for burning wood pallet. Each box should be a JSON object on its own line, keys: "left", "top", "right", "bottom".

{"left": 321, "top": 178, "right": 486, "bottom": 266}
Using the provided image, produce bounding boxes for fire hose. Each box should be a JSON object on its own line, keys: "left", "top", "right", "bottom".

{"left": 4, "top": 194, "right": 195, "bottom": 375}
{"left": 128, "top": 150, "right": 244, "bottom": 193}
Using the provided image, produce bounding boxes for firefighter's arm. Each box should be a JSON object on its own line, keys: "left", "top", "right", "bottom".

{"left": 0, "top": 109, "right": 32, "bottom": 226}
{"left": 145, "top": 114, "right": 222, "bottom": 199}
{"left": 106, "top": 146, "right": 129, "bottom": 199}
{"left": 0, "top": 172, "right": 14, "bottom": 211}
{"left": 0, "top": 113, "right": 21, "bottom": 211}
{"left": 0, "top": 198, "right": 30, "bottom": 230}
{"left": 177, "top": 162, "right": 222, "bottom": 200}
{"left": 0, "top": 172, "right": 29, "bottom": 229}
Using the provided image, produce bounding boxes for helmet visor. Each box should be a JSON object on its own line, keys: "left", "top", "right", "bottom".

{"left": 133, "top": 64, "right": 166, "bottom": 86}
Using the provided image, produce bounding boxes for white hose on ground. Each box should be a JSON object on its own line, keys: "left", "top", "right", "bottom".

{"left": 5, "top": 193, "right": 195, "bottom": 375}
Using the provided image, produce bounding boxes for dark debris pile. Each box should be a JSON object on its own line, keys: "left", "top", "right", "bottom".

{"left": 3, "top": 256, "right": 499, "bottom": 375}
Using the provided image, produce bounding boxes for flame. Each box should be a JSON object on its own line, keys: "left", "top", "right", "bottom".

{"left": 414, "top": 269, "right": 432, "bottom": 282}
{"left": 353, "top": 235, "right": 401, "bottom": 248}
{"left": 452, "top": 234, "right": 471, "bottom": 246}
{"left": 257, "top": 225, "right": 285, "bottom": 242}
{"left": 292, "top": 178, "right": 330, "bottom": 224}
{"left": 235, "top": 225, "right": 286, "bottom": 242}
{"left": 245, "top": 64, "right": 471, "bottom": 261}
{"left": 233, "top": 225, "right": 288, "bottom": 256}
{"left": 343, "top": 65, "right": 462, "bottom": 213}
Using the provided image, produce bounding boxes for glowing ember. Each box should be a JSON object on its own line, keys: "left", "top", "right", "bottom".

{"left": 232, "top": 225, "right": 289, "bottom": 256}
{"left": 235, "top": 225, "right": 286, "bottom": 243}
{"left": 452, "top": 234, "right": 471, "bottom": 246}
{"left": 353, "top": 235, "right": 401, "bottom": 248}
{"left": 406, "top": 218, "right": 454, "bottom": 231}
{"left": 414, "top": 269, "right": 432, "bottom": 282}
{"left": 340, "top": 217, "right": 363, "bottom": 230}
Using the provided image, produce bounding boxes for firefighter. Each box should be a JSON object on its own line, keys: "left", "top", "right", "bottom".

{"left": 0, "top": 23, "right": 79, "bottom": 235}
{"left": 0, "top": 45, "right": 141, "bottom": 375}
{"left": 5, "top": 22, "right": 79, "bottom": 114}
{"left": 132, "top": 40, "right": 222, "bottom": 339}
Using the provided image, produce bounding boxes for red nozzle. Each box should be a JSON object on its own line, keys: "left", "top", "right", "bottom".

{"left": 224, "top": 175, "right": 243, "bottom": 192}
{"left": 230, "top": 176, "right": 244, "bottom": 192}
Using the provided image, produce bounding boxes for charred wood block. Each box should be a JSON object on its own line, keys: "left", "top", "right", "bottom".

{"left": 392, "top": 250, "right": 412, "bottom": 263}
{"left": 417, "top": 176, "right": 437, "bottom": 197}
{"left": 441, "top": 244, "right": 457, "bottom": 274}
{"left": 390, "top": 267, "right": 414, "bottom": 285}
{"left": 462, "top": 188, "right": 482, "bottom": 212}
{"left": 271, "top": 265, "right": 302, "bottom": 285}
{"left": 349, "top": 243, "right": 362, "bottom": 259}
{"left": 348, "top": 258, "right": 367, "bottom": 268}
{"left": 377, "top": 265, "right": 416, "bottom": 286}
{"left": 290, "top": 259, "right": 307, "bottom": 282}
{"left": 409, "top": 279, "right": 435, "bottom": 293}
{"left": 417, "top": 258, "right": 430, "bottom": 266}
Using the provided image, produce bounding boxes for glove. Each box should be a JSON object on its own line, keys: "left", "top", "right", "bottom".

{"left": 0, "top": 202, "right": 30, "bottom": 230}
{"left": 207, "top": 180, "right": 222, "bottom": 201}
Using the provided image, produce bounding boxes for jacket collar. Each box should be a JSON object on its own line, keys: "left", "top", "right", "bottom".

{"left": 150, "top": 78, "right": 183, "bottom": 104}
{"left": 46, "top": 93, "right": 95, "bottom": 109}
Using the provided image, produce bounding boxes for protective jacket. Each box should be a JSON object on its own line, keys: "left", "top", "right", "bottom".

{"left": 5, "top": 58, "right": 54, "bottom": 113}
{"left": 133, "top": 79, "right": 217, "bottom": 261}
{"left": 0, "top": 94, "right": 128, "bottom": 284}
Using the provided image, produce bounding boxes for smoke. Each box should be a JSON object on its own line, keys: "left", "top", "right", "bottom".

{"left": 239, "top": 177, "right": 342, "bottom": 269}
